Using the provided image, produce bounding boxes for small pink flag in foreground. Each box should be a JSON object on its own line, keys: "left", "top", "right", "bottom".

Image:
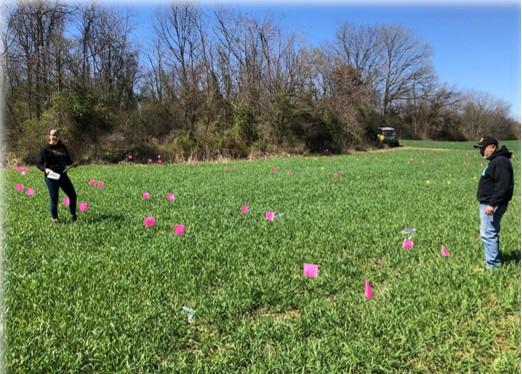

{"left": 402, "top": 239, "right": 414, "bottom": 250}
{"left": 88, "top": 179, "right": 96, "bottom": 186}
{"left": 303, "top": 263, "right": 319, "bottom": 278}
{"left": 63, "top": 196, "right": 70, "bottom": 206}
{"left": 174, "top": 224, "right": 186, "bottom": 236}
{"left": 223, "top": 164, "right": 228, "bottom": 172}
{"left": 97, "top": 180, "right": 104, "bottom": 188}
{"left": 143, "top": 192, "right": 151, "bottom": 200}
{"left": 167, "top": 192, "right": 176, "bottom": 201}
{"left": 241, "top": 204, "right": 249, "bottom": 215}
{"left": 265, "top": 211, "right": 275, "bottom": 221}
{"left": 143, "top": 216, "right": 156, "bottom": 228}
{"left": 271, "top": 166, "right": 278, "bottom": 173}
{"left": 364, "top": 280, "right": 373, "bottom": 300}
{"left": 26, "top": 188, "right": 34, "bottom": 196}
{"left": 147, "top": 158, "right": 152, "bottom": 164}
{"left": 15, "top": 184, "right": 24, "bottom": 192}
{"left": 79, "top": 202, "right": 89, "bottom": 212}
{"left": 440, "top": 245, "right": 450, "bottom": 257}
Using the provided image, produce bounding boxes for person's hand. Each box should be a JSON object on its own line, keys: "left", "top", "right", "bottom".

{"left": 485, "top": 205, "right": 496, "bottom": 215}
{"left": 45, "top": 168, "right": 52, "bottom": 175}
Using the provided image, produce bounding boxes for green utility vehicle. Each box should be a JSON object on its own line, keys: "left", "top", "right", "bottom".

{"left": 377, "top": 127, "right": 400, "bottom": 147}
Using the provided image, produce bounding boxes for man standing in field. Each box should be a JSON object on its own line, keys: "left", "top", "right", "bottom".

{"left": 474, "top": 136, "right": 514, "bottom": 270}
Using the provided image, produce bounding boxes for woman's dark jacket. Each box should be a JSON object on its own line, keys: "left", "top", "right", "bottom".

{"left": 36, "top": 141, "right": 73, "bottom": 174}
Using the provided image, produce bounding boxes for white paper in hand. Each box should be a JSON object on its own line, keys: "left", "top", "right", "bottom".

{"left": 47, "top": 170, "right": 61, "bottom": 180}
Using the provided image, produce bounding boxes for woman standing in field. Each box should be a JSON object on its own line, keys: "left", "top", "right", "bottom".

{"left": 36, "top": 128, "right": 78, "bottom": 223}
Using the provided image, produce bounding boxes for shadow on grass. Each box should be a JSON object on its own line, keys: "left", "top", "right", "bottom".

{"left": 503, "top": 250, "right": 521, "bottom": 265}
{"left": 80, "top": 214, "right": 126, "bottom": 224}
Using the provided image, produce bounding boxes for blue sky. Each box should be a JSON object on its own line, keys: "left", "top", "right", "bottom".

{"left": 130, "top": 2, "right": 520, "bottom": 120}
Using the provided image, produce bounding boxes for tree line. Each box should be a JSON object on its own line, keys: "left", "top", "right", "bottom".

{"left": 2, "top": 1, "right": 519, "bottom": 164}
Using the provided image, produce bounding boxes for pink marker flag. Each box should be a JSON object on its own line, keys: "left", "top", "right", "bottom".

{"left": 174, "top": 224, "right": 186, "bottom": 236}
{"left": 241, "top": 204, "right": 249, "bottom": 215}
{"left": 79, "top": 202, "right": 89, "bottom": 212}
{"left": 364, "top": 280, "right": 373, "bottom": 300}
{"left": 26, "top": 188, "right": 34, "bottom": 196}
{"left": 223, "top": 165, "right": 228, "bottom": 171}
{"left": 402, "top": 239, "right": 414, "bottom": 250}
{"left": 440, "top": 245, "right": 450, "bottom": 257}
{"left": 143, "top": 192, "right": 151, "bottom": 200}
{"left": 147, "top": 158, "right": 152, "bottom": 164}
{"left": 265, "top": 211, "right": 275, "bottom": 221}
{"left": 15, "top": 184, "right": 24, "bottom": 192}
{"left": 303, "top": 263, "right": 319, "bottom": 278}
{"left": 157, "top": 159, "right": 162, "bottom": 164}
{"left": 97, "top": 180, "right": 104, "bottom": 188}
{"left": 63, "top": 196, "right": 70, "bottom": 206}
{"left": 271, "top": 166, "right": 278, "bottom": 173}
{"left": 167, "top": 192, "right": 176, "bottom": 201}
{"left": 88, "top": 179, "right": 96, "bottom": 186}
{"left": 143, "top": 216, "right": 156, "bottom": 228}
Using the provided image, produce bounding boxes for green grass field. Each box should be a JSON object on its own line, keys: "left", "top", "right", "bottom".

{"left": 4, "top": 141, "right": 520, "bottom": 372}
{"left": 401, "top": 139, "right": 520, "bottom": 151}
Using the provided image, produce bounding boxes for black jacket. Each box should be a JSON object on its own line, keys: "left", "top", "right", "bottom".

{"left": 476, "top": 145, "right": 514, "bottom": 206}
{"left": 36, "top": 141, "right": 73, "bottom": 174}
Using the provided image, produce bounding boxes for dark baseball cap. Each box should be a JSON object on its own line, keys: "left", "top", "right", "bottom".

{"left": 473, "top": 136, "right": 498, "bottom": 149}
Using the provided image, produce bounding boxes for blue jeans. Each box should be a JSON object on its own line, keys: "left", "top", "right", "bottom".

{"left": 479, "top": 204, "right": 508, "bottom": 269}
{"left": 44, "top": 173, "right": 77, "bottom": 219}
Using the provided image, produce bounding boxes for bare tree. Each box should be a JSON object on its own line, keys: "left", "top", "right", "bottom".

{"left": 460, "top": 90, "right": 514, "bottom": 139}
{"left": 376, "top": 25, "right": 434, "bottom": 116}
{"left": 69, "top": 4, "right": 138, "bottom": 107}
{"left": 143, "top": 37, "right": 166, "bottom": 102}
{"left": 156, "top": 3, "right": 204, "bottom": 132}
{"left": 334, "top": 23, "right": 381, "bottom": 95}
{"left": 334, "top": 23, "right": 434, "bottom": 117}
{"left": 5, "top": 0, "right": 70, "bottom": 119}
